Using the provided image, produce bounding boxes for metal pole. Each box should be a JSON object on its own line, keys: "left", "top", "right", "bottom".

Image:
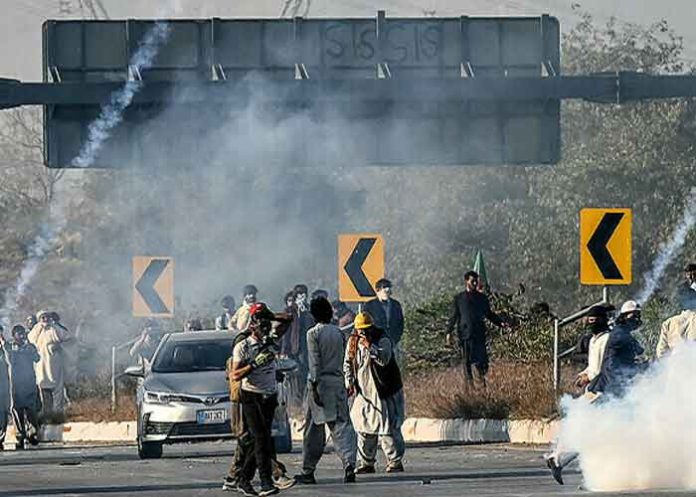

{"left": 111, "top": 346, "right": 117, "bottom": 413}
{"left": 602, "top": 286, "right": 609, "bottom": 304}
{"left": 553, "top": 318, "right": 560, "bottom": 392}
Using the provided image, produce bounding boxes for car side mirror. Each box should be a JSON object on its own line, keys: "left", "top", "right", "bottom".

{"left": 124, "top": 365, "right": 145, "bottom": 377}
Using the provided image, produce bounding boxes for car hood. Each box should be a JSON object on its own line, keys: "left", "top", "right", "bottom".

{"left": 143, "top": 371, "right": 228, "bottom": 396}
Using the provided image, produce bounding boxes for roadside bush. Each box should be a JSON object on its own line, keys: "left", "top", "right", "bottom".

{"left": 401, "top": 291, "right": 585, "bottom": 374}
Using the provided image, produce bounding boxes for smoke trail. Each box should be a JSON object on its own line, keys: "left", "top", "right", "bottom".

{"left": 0, "top": 224, "right": 58, "bottom": 327}
{"left": 71, "top": 21, "right": 171, "bottom": 168}
{"left": 635, "top": 187, "right": 696, "bottom": 305}
{"left": 556, "top": 343, "right": 696, "bottom": 491}
{"left": 0, "top": 22, "right": 171, "bottom": 330}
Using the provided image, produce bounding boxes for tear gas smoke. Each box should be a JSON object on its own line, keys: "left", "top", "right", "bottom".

{"left": 556, "top": 342, "right": 696, "bottom": 491}
{"left": 0, "top": 224, "right": 58, "bottom": 328}
{"left": 71, "top": 22, "right": 172, "bottom": 168}
{"left": 0, "top": 22, "right": 171, "bottom": 330}
{"left": 635, "top": 187, "right": 696, "bottom": 305}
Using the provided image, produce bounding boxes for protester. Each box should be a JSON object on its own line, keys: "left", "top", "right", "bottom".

{"left": 445, "top": 271, "right": 509, "bottom": 385}
{"left": 28, "top": 310, "right": 72, "bottom": 415}
{"left": 295, "top": 297, "right": 357, "bottom": 485}
{"left": 656, "top": 290, "right": 696, "bottom": 358}
{"left": 588, "top": 300, "right": 645, "bottom": 398}
{"left": 364, "top": 279, "right": 404, "bottom": 347}
{"left": 574, "top": 306, "right": 611, "bottom": 391}
{"left": 50, "top": 312, "right": 77, "bottom": 406}
{"left": 310, "top": 289, "right": 329, "bottom": 301}
{"left": 129, "top": 319, "right": 162, "bottom": 367}
{"left": 679, "top": 262, "right": 696, "bottom": 299}
{"left": 4, "top": 325, "right": 40, "bottom": 449}
{"left": 280, "top": 284, "right": 314, "bottom": 409}
{"left": 344, "top": 312, "right": 405, "bottom": 474}
{"left": 332, "top": 300, "right": 356, "bottom": 333}
{"left": 216, "top": 296, "right": 236, "bottom": 330}
{"left": 230, "top": 285, "right": 259, "bottom": 331}
{"left": 185, "top": 319, "right": 203, "bottom": 332}
{"left": 224, "top": 303, "right": 295, "bottom": 495}
{"left": 0, "top": 325, "right": 9, "bottom": 451}
{"left": 545, "top": 305, "right": 612, "bottom": 485}
{"left": 227, "top": 303, "right": 294, "bottom": 496}
{"left": 25, "top": 315, "right": 37, "bottom": 332}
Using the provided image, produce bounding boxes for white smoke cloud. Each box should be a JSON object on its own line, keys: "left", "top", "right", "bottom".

{"left": 71, "top": 22, "right": 171, "bottom": 169}
{"left": 0, "top": 21, "right": 171, "bottom": 332}
{"left": 0, "top": 224, "right": 58, "bottom": 328}
{"left": 635, "top": 187, "right": 696, "bottom": 305}
{"left": 556, "top": 342, "right": 696, "bottom": 491}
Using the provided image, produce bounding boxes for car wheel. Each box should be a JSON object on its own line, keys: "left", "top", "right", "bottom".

{"left": 137, "top": 437, "right": 163, "bottom": 459}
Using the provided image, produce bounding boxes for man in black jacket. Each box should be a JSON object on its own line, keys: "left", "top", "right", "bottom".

{"left": 446, "top": 271, "right": 508, "bottom": 384}
{"left": 364, "top": 279, "right": 404, "bottom": 347}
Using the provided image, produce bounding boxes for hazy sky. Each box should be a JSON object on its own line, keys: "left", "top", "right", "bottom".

{"left": 2, "top": 0, "right": 696, "bottom": 81}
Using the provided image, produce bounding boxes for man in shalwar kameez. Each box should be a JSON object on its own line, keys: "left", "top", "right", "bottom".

{"left": 344, "top": 312, "right": 406, "bottom": 474}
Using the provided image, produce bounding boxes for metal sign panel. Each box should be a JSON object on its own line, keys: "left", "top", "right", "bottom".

{"left": 338, "top": 233, "right": 385, "bottom": 302}
{"left": 580, "top": 208, "right": 632, "bottom": 286}
{"left": 132, "top": 256, "right": 175, "bottom": 317}
{"left": 42, "top": 14, "right": 560, "bottom": 168}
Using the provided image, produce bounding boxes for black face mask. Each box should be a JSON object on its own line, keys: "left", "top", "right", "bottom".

{"left": 626, "top": 315, "right": 643, "bottom": 330}
{"left": 588, "top": 321, "right": 607, "bottom": 334}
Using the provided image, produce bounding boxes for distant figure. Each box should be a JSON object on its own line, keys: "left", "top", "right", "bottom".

{"left": 229, "top": 285, "right": 258, "bottom": 332}
{"left": 332, "top": 300, "right": 356, "bottom": 333}
{"left": 657, "top": 290, "right": 696, "bottom": 358}
{"left": 215, "top": 296, "right": 236, "bottom": 330}
{"left": 676, "top": 262, "right": 696, "bottom": 303}
{"left": 364, "top": 279, "right": 404, "bottom": 347}
{"left": 446, "top": 271, "right": 509, "bottom": 385}
{"left": 29, "top": 310, "right": 73, "bottom": 415}
{"left": 0, "top": 325, "right": 9, "bottom": 451}
{"left": 185, "top": 319, "right": 204, "bottom": 332}
{"left": 281, "top": 284, "right": 315, "bottom": 408}
{"left": 5, "top": 325, "right": 40, "bottom": 449}
{"left": 129, "top": 319, "right": 163, "bottom": 367}
{"left": 25, "top": 315, "right": 37, "bottom": 333}
{"left": 310, "top": 289, "right": 329, "bottom": 302}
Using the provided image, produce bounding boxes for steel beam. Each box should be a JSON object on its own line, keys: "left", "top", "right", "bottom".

{"left": 2, "top": 72, "right": 695, "bottom": 110}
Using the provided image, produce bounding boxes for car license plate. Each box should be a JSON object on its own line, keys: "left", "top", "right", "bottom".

{"left": 196, "top": 409, "right": 228, "bottom": 425}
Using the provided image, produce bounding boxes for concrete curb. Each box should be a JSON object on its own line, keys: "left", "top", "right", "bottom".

{"left": 4, "top": 418, "right": 558, "bottom": 445}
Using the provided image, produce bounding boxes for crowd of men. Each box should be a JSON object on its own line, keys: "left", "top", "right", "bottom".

{"left": 546, "top": 262, "right": 696, "bottom": 486}
{"left": 206, "top": 279, "right": 407, "bottom": 496}
{"left": 0, "top": 310, "right": 76, "bottom": 450}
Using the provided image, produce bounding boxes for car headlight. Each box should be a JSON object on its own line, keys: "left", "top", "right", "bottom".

{"left": 144, "top": 391, "right": 173, "bottom": 404}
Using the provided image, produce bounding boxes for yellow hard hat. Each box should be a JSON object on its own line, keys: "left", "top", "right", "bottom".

{"left": 353, "top": 311, "right": 374, "bottom": 330}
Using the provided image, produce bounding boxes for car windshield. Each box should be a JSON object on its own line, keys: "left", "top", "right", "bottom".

{"left": 152, "top": 339, "right": 234, "bottom": 373}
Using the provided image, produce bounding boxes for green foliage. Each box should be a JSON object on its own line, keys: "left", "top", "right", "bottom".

{"left": 401, "top": 290, "right": 585, "bottom": 374}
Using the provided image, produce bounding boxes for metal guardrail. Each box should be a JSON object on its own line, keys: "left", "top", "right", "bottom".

{"left": 110, "top": 337, "right": 138, "bottom": 412}
{"left": 552, "top": 287, "right": 609, "bottom": 392}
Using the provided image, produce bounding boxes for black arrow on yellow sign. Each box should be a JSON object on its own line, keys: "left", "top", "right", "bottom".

{"left": 344, "top": 238, "right": 377, "bottom": 298}
{"left": 135, "top": 259, "right": 171, "bottom": 314}
{"left": 586, "top": 212, "right": 624, "bottom": 280}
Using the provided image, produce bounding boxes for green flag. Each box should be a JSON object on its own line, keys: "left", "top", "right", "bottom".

{"left": 473, "top": 250, "right": 489, "bottom": 292}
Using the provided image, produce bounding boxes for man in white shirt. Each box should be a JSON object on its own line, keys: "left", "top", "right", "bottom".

{"left": 546, "top": 304, "right": 612, "bottom": 485}
{"left": 656, "top": 291, "right": 696, "bottom": 358}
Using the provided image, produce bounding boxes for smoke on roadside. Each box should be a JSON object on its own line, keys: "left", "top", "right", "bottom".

{"left": 556, "top": 342, "right": 696, "bottom": 491}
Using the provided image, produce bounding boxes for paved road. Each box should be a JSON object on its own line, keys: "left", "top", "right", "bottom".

{"left": 0, "top": 442, "right": 688, "bottom": 496}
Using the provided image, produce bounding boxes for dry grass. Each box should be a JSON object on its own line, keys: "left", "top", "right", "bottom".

{"left": 58, "top": 361, "right": 582, "bottom": 423}
{"left": 66, "top": 395, "right": 137, "bottom": 423}
{"left": 404, "top": 361, "right": 579, "bottom": 419}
